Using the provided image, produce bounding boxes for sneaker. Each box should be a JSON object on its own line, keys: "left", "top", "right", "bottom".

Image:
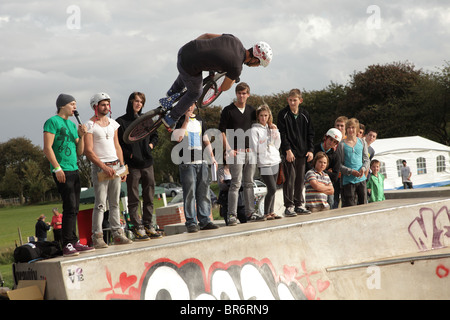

{"left": 133, "top": 227, "right": 150, "bottom": 241}
{"left": 227, "top": 216, "right": 238, "bottom": 226}
{"left": 200, "top": 222, "right": 219, "bottom": 230}
{"left": 186, "top": 224, "right": 199, "bottom": 233}
{"left": 284, "top": 207, "right": 297, "bottom": 217}
{"left": 161, "top": 114, "right": 176, "bottom": 130}
{"left": 144, "top": 225, "right": 163, "bottom": 239}
{"left": 92, "top": 233, "right": 109, "bottom": 249}
{"left": 159, "top": 92, "right": 181, "bottom": 110}
{"left": 113, "top": 229, "right": 133, "bottom": 245}
{"left": 249, "top": 214, "right": 266, "bottom": 222}
{"left": 266, "top": 213, "right": 282, "bottom": 220}
{"left": 63, "top": 243, "right": 80, "bottom": 257}
{"left": 73, "top": 241, "right": 95, "bottom": 253}
{"left": 295, "top": 206, "right": 311, "bottom": 215}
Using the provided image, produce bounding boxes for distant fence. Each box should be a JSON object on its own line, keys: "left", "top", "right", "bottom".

{"left": 0, "top": 197, "right": 21, "bottom": 205}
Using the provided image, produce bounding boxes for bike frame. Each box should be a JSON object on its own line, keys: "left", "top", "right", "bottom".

{"left": 123, "top": 72, "right": 226, "bottom": 144}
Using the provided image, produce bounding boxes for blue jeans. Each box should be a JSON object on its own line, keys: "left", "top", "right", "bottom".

{"left": 167, "top": 48, "right": 203, "bottom": 121}
{"left": 179, "top": 163, "right": 212, "bottom": 228}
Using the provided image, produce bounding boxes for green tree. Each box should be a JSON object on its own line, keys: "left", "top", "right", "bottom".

{"left": 414, "top": 62, "right": 450, "bottom": 145}
{"left": 0, "top": 137, "right": 47, "bottom": 204}
{"left": 152, "top": 127, "right": 179, "bottom": 184}
{"left": 341, "top": 61, "right": 423, "bottom": 138}
{"left": 303, "top": 82, "right": 347, "bottom": 144}
{"left": 22, "top": 160, "right": 53, "bottom": 203}
{"left": 0, "top": 167, "right": 21, "bottom": 199}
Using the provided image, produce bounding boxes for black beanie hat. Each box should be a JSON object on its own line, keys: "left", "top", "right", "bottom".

{"left": 56, "top": 94, "right": 76, "bottom": 110}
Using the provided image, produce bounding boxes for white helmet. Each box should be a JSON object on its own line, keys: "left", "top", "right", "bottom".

{"left": 90, "top": 92, "right": 111, "bottom": 109}
{"left": 253, "top": 41, "right": 272, "bottom": 67}
{"left": 326, "top": 128, "right": 342, "bottom": 142}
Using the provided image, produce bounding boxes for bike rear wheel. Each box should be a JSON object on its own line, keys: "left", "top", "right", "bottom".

{"left": 123, "top": 107, "right": 164, "bottom": 144}
{"left": 197, "top": 72, "right": 226, "bottom": 108}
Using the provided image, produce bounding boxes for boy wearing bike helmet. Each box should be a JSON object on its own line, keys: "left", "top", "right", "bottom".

{"left": 84, "top": 92, "right": 133, "bottom": 248}
{"left": 160, "top": 33, "right": 272, "bottom": 130}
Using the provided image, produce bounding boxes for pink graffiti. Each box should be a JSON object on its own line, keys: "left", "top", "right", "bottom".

{"left": 408, "top": 206, "right": 450, "bottom": 251}
{"left": 100, "top": 258, "right": 330, "bottom": 300}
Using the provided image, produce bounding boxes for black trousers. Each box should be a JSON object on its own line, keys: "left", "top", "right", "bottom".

{"left": 53, "top": 171, "right": 80, "bottom": 246}
{"left": 341, "top": 180, "right": 367, "bottom": 207}
{"left": 283, "top": 157, "right": 306, "bottom": 208}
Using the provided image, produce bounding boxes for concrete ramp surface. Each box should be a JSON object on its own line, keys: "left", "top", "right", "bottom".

{"left": 13, "top": 189, "right": 450, "bottom": 300}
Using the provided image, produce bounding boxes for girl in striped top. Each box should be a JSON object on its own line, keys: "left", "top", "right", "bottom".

{"left": 305, "top": 152, "right": 334, "bottom": 212}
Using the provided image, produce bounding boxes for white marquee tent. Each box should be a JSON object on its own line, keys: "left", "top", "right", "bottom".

{"left": 370, "top": 136, "right": 450, "bottom": 190}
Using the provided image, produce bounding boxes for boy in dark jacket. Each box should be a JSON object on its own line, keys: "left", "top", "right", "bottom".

{"left": 117, "top": 92, "right": 162, "bottom": 240}
{"left": 277, "top": 89, "right": 315, "bottom": 216}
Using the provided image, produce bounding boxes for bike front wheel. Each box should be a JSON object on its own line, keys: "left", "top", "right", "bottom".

{"left": 123, "top": 107, "right": 164, "bottom": 144}
{"left": 197, "top": 72, "right": 226, "bottom": 108}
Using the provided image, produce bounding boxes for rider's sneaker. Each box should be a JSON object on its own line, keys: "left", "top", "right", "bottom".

{"left": 159, "top": 92, "right": 181, "bottom": 110}
{"left": 161, "top": 114, "right": 176, "bottom": 130}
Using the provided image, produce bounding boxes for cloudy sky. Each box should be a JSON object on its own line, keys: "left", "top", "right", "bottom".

{"left": 1, "top": 0, "right": 449, "bottom": 148}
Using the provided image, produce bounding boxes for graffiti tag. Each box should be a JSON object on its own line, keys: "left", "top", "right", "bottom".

{"left": 100, "top": 258, "right": 330, "bottom": 300}
{"left": 408, "top": 206, "right": 450, "bottom": 251}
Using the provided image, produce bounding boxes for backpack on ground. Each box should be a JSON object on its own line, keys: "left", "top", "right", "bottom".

{"left": 14, "top": 241, "right": 62, "bottom": 263}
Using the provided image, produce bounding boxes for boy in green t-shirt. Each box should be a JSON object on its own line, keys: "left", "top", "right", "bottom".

{"left": 43, "top": 94, "right": 94, "bottom": 256}
{"left": 367, "top": 159, "right": 385, "bottom": 203}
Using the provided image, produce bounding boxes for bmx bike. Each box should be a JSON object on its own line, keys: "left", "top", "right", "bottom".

{"left": 123, "top": 71, "right": 227, "bottom": 144}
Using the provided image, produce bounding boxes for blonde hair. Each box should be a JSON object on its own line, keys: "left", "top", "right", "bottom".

{"left": 345, "top": 118, "right": 360, "bottom": 134}
{"left": 288, "top": 88, "right": 302, "bottom": 99}
{"left": 334, "top": 116, "right": 348, "bottom": 126}
{"left": 256, "top": 104, "right": 273, "bottom": 126}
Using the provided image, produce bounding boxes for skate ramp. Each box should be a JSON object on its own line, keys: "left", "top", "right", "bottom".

{"left": 13, "top": 188, "right": 450, "bottom": 300}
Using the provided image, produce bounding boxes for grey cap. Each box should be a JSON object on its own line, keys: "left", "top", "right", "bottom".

{"left": 56, "top": 93, "right": 76, "bottom": 109}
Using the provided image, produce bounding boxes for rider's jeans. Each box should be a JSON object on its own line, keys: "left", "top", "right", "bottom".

{"left": 168, "top": 48, "right": 203, "bottom": 121}
{"left": 179, "top": 162, "right": 212, "bottom": 228}
{"left": 91, "top": 163, "right": 122, "bottom": 235}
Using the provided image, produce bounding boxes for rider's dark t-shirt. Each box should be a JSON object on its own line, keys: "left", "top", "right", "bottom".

{"left": 180, "top": 34, "right": 246, "bottom": 80}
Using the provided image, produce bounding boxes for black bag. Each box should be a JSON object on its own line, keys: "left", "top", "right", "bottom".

{"left": 14, "top": 241, "right": 62, "bottom": 263}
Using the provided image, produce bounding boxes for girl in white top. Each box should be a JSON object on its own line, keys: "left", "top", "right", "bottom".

{"left": 250, "top": 104, "right": 282, "bottom": 220}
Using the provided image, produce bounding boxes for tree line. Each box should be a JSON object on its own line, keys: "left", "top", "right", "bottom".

{"left": 1, "top": 61, "right": 448, "bottom": 204}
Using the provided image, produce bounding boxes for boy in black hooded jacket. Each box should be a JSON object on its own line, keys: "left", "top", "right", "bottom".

{"left": 117, "top": 92, "right": 162, "bottom": 240}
